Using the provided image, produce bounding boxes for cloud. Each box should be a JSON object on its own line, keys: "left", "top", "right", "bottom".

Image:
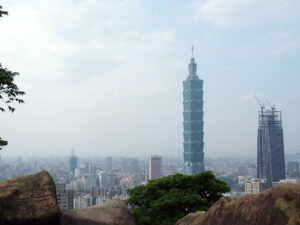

{"left": 243, "top": 93, "right": 257, "bottom": 104}
{"left": 259, "top": 30, "right": 300, "bottom": 55}
{"left": 0, "top": 0, "right": 179, "bottom": 156}
{"left": 196, "top": 0, "right": 300, "bottom": 28}
{"left": 1, "top": 0, "right": 299, "bottom": 158}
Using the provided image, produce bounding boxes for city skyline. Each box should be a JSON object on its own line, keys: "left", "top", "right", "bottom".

{"left": 0, "top": 0, "right": 300, "bottom": 158}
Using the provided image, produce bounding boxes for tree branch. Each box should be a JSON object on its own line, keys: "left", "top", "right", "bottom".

{"left": 0, "top": 6, "right": 8, "bottom": 17}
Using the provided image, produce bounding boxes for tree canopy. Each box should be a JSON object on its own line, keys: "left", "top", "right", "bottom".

{"left": 0, "top": 6, "right": 8, "bottom": 17}
{"left": 126, "top": 171, "right": 229, "bottom": 225}
{"left": 0, "top": 5, "right": 25, "bottom": 150}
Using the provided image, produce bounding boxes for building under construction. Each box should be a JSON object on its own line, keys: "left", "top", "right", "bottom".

{"left": 257, "top": 104, "right": 286, "bottom": 188}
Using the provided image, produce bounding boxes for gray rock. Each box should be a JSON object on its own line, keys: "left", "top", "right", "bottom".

{"left": 0, "top": 171, "right": 61, "bottom": 225}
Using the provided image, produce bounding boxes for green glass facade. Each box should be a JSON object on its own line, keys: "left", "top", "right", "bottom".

{"left": 183, "top": 57, "right": 205, "bottom": 175}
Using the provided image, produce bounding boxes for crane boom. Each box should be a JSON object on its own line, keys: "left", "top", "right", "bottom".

{"left": 255, "top": 95, "right": 265, "bottom": 111}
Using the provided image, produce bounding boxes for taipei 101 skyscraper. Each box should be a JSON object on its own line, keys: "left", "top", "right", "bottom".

{"left": 182, "top": 47, "right": 205, "bottom": 175}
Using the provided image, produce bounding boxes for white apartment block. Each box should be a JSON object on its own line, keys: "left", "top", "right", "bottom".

{"left": 56, "top": 183, "right": 74, "bottom": 210}
{"left": 245, "top": 179, "right": 267, "bottom": 194}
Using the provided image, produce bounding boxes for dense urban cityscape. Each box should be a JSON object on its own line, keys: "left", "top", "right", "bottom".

{"left": 1, "top": 54, "right": 300, "bottom": 212}
{"left": 0, "top": 152, "right": 299, "bottom": 211}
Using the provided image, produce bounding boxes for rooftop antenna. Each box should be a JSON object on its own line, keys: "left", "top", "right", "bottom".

{"left": 191, "top": 45, "right": 194, "bottom": 58}
{"left": 71, "top": 148, "right": 75, "bottom": 156}
{"left": 255, "top": 95, "right": 265, "bottom": 112}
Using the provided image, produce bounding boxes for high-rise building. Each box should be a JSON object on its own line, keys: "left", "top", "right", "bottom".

{"left": 56, "top": 183, "right": 74, "bottom": 210}
{"left": 129, "top": 159, "right": 139, "bottom": 174}
{"left": 98, "top": 171, "right": 108, "bottom": 191}
{"left": 182, "top": 48, "right": 205, "bottom": 175}
{"left": 149, "top": 155, "right": 162, "bottom": 180}
{"left": 287, "top": 161, "right": 300, "bottom": 177}
{"left": 107, "top": 172, "right": 117, "bottom": 188}
{"left": 257, "top": 105, "right": 286, "bottom": 188}
{"left": 69, "top": 155, "right": 78, "bottom": 173}
{"left": 88, "top": 164, "right": 97, "bottom": 175}
{"left": 83, "top": 174, "right": 97, "bottom": 192}
{"left": 105, "top": 157, "right": 113, "bottom": 172}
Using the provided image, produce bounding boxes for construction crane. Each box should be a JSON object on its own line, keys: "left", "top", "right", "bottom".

{"left": 265, "top": 99, "right": 276, "bottom": 112}
{"left": 255, "top": 95, "right": 265, "bottom": 112}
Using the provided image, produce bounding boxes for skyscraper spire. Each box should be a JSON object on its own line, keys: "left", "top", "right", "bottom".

{"left": 191, "top": 45, "right": 194, "bottom": 58}
{"left": 189, "top": 46, "right": 197, "bottom": 76}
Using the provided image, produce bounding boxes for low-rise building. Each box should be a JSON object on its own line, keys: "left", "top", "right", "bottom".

{"left": 276, "top": 178, "right": 297, "bottom": 184}
{"left": 245, "top": 179, "right": 267, "bottom": 194}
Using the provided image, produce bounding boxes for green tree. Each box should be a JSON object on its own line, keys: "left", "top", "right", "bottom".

{"left": 0, "top": 5, "right": 25, "bottom": 150}
{"left": 0, "top": 6, "right": 8, "bottom": 17}
{"left": 126, "top": 171, "right": 229, "bottom": 225}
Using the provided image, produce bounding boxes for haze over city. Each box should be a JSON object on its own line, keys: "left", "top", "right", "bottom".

{"left": 1, "top": 0, "right": 300, "bottom": 158}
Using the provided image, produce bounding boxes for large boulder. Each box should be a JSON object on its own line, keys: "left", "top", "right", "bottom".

{"left": 0, "top": 170, "right": 61, "bottom": 225}
{"left": 60, "top": 198, "right": 136, "bottom": 225}
{"left": 175, "top": 184, "right": 300, "bottom": 225}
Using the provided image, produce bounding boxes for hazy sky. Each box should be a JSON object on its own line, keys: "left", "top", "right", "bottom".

{"left": 0, "top": 0, "right": 300, "bottom": 158}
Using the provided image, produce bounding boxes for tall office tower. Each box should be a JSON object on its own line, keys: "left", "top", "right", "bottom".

{"left": 149, "top": 155, "right": 162, "bottom": 180}
{"left": 99, "top": 171, "right": 108, "bottom": 191}
{"left": 257, "top": 105, "right": 286, "bottom": 188}
{"left": 129, "top": 159, "right": 139, "bottom": 174}
{"left": 105, "top": 157, "right": 113, "bottom": 172}
{"left": 182, "top": 48, "right": 205, "bottom": 175}
{"left": 83, "top": 174, "right": 97, "bottom": 192}
{"left": 287, "top": 161, "right": 300, "bottom": 177}
{"left": 69, "top": 154, "right": 78, "bottom": 173}
{"left": 88, "top": 164, "right": 97, "bottom": 175}
{"left": 107, "top": 172, "right": 116, "bottom": 188}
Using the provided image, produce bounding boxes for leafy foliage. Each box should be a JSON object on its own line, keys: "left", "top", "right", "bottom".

{"left": 0, "top": 6, "right": 8, "bottom": 17}
{"left": 0, "top": 138, "right": 8, "bottom": 150}
{"left": 126, "top": 171, "right": 229, "bottom": 225}
{"left": 0, "top": 6, "right": 25, "bottom": 150}
{"left": 0, "top": 64, "right": 25, "bottom": 113}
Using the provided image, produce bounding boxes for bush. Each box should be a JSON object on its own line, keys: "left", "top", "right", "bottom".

{"left": 126, "top": 171, "right": 229, "bottom": 225}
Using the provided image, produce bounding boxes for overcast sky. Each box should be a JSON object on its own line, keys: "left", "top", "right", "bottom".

{"left": 0, "top": 0, "right": 300, "bottom": 158}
